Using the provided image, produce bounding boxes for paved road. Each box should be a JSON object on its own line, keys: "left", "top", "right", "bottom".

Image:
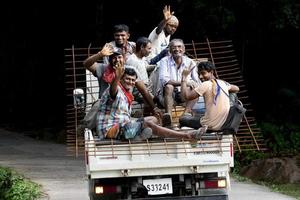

{"left": 0, "top": 128, "right": 296, "bottom": 200}
{"left": 0, "top": 128, "right": 88, "bottom": 200}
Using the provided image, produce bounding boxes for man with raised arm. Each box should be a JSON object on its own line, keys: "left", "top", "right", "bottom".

{"left": 97, "top": 63, "right": 204, "bottom": 140}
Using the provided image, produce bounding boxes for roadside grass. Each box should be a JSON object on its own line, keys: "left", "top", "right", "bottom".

{"left": 231, "top": 172, "right": 300, "bottom": 200}
{"left": 259, "top": 182, "right": 300, "bottom": 200}
{"left": 0, "top": 166, "right": 44, "bottom": 200}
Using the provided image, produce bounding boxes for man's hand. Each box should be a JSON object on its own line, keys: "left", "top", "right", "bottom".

{"left": 182, "top": 61, "right": 195, "bottom": 80}
{"left": 114, "top": 61, "right": 124, "bottom": 79}
{"left": 182, "top": 68, "right": 191, "bottom": 79}
{"left": 99, "top": 43, "right": 114, "bottom": 57}
{"left": 163, "top": 5, "right": 174, "bottom": 21}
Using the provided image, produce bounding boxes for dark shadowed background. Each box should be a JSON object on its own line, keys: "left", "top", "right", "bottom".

{"left": 0, "top": 0, "right": 299, "bottom": 136}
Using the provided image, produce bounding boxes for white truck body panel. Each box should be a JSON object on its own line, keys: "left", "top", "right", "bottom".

{"left": 85, "top": 129, "right": 233, "bottom": 186}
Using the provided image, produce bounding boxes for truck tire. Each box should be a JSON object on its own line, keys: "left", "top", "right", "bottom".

{"left": 88, "top": 177, "right": 96, "bottom": 200}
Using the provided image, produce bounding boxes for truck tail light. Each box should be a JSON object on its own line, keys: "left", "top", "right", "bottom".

{"left": 204, "top": 179, "right": 226, "bottom": 188}
{"left": 94, "top": 185, "right": 121, "bottom": 194}
{"left": 95, "top": 186, "right": 104, "bottom": 194}
{"left": 217, "top": 179, "right": 226, "bottom": 188}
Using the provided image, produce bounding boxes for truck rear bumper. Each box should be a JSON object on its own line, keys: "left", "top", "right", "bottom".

{"left": 134, "top": 195, "right": 228, "bottom": 200}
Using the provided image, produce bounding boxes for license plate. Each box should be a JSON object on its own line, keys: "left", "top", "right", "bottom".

{"left": 143, "top": 178, "right": 173, "bottom": 195}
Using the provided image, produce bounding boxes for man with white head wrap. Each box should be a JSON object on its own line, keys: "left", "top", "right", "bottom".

{"left": 148, "top": 5, "right": 179, "bottom": 57}
{"left": 147, "top": 5, "right": 179, "bottom": 99}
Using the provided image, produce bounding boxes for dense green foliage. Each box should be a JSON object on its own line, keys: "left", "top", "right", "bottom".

{"left": 0, "top": 167, "right": 42, "bottom": 200}
{"left": 260, "top": 122, "right": 300, "bottom": 155}
{"left": 233, "top": 150, "right": 266, "bottom": 174}
{"left": 0, "top": 167, "right": 12, "bottom": 198}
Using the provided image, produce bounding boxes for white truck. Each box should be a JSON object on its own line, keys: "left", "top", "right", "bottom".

{"left": 74, "top": 70, "right": 234, "bottom": 200}
{"left": 84, "top": 128, "right": 233, "bottom": 200}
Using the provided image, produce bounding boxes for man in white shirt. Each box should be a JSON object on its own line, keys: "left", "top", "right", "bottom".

{"left": 158, "top": 39, "right": 200, "bottom": 127}
{"left": 148, "top": 5, "right": 179, "bottom": 58}
{"left": 147, "top": 5, "right": 179, "bottom": 101}
{"left": 126, "top": 37, "right": 161, "bottom": 116}
{"left": 126, "top": 37, "right": 152, "bottom": 87}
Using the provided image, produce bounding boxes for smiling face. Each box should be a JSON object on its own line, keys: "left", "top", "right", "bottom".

{"left": 169, "top": 40, "right": 185, "bottom": 59}
{"left": 111, "top": 54, "right": 125, "bottom": 68}
{"left": 120, "top": 74, "right": 137, "bottom": 91}
{"left": 114, "top": 31, "right": 130, "bottom": 47}
{"left": 196, "top": 61, "right": 216, "bottom": 81}
{"left": 198, "top": 70, "right": 214, "bottom": 82}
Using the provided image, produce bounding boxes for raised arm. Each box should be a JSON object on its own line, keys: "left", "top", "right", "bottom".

{"left": 181, "top": 69, "right": 200, "bottom": 101}
{"left": 83, "top": 43, "right": 114, "bottom": 74}
{"left": 109, "top": 61, "right": 124, "bottom": 99}
{"left": 155, "top": 5, "right": 174, "bottom": 35}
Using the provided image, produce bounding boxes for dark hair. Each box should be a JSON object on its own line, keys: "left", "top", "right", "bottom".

{"left": 135, "top": 37, "right": 151, "bottom": 52}
{"left": 124, "top": 67, "right": 137, "bottom": 77}
{"left": 197, "top": 61, "right": 215, "bottom": 72}
{"left": 113, "top": 24, "right": 130, "bottom": 33}
{"left": 108, "top": 50, "right": 123, "bottom": 64}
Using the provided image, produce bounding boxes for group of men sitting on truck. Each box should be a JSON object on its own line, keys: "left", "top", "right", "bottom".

{"left": 82, "top": 5, "right": 240, "bottom": 141}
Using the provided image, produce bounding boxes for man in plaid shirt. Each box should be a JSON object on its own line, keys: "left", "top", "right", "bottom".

{"left": 97, "top": 61, "right": 206, "bottom": 141}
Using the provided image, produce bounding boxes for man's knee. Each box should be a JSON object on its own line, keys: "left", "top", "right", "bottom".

{"left": 164, "top": 84, "right": 174, "bottom": 95}
{"left": 144, "top": 116, "right": 158, "bottom": 127}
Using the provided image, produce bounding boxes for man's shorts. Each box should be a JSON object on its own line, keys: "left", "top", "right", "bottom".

{"left": 120, "top": 118, "right": 144, "bottom": 139}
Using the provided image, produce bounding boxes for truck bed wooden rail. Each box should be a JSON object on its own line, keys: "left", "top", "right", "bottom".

{"left": 85, "top": 135, "right": 231, "bottom": 157}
